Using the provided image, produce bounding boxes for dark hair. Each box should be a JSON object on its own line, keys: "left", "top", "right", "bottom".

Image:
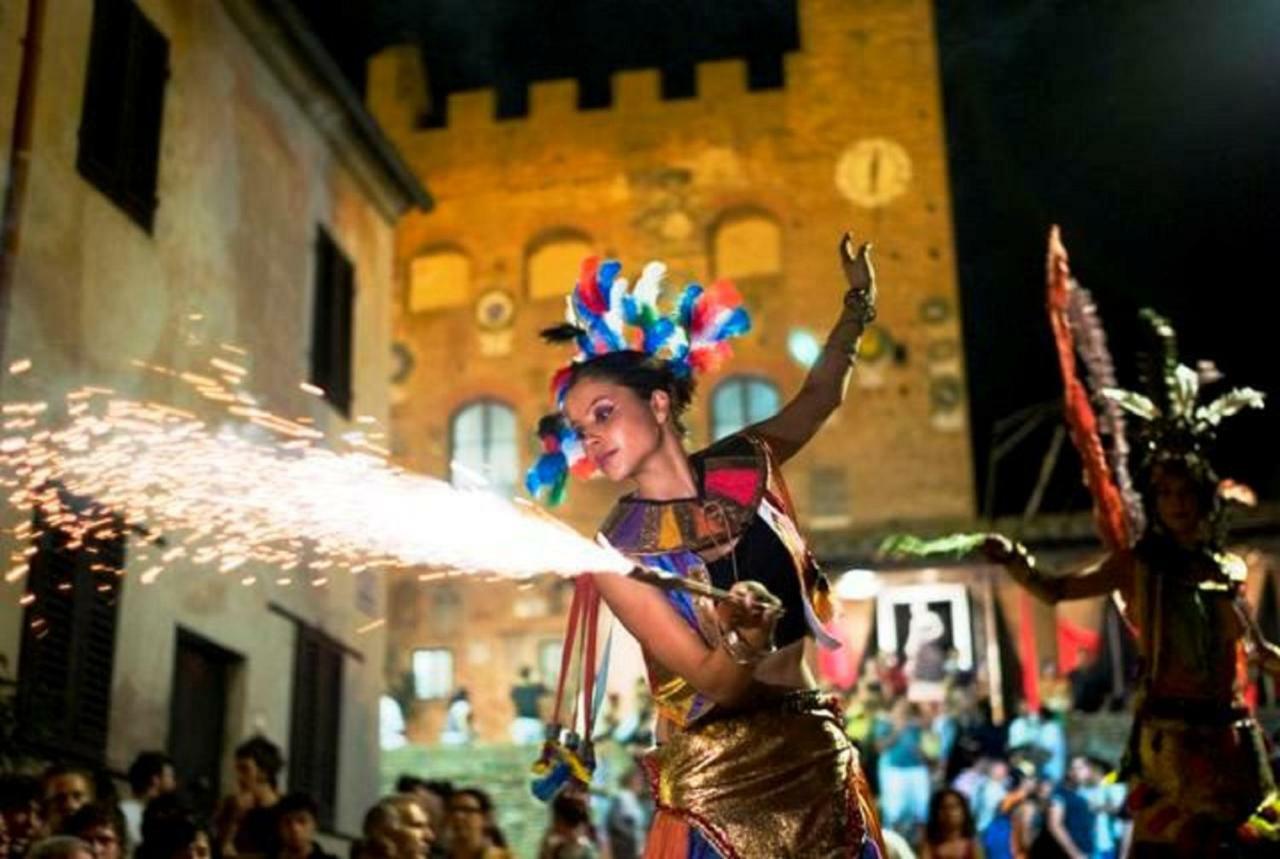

{"left": 234, "top": 736, "right": 284, "bottom": 788}
{"left": 275, "top": 793, "right": 318, "bottom": 820}
{"left": 127, "top": 752, "right": 173, "bottom": 796}
{"left": 551, "top": 792, "right": 590, "bottom": 828}
{"left": 394, "top": 776, "right": 426, "bottom": 795}
{"left": 546, "top": 349, "right": 696, "bottom": 435}
{"left": 422, "top": 781, "right": 454, "bottom": 801}
{"left": 450, "top": 788, "right": 492, "bottom": 815}
{"left": 0, "top": 774, "right": 42, "bottom": 811}
{"left": 63, "top": 803, "right": 127, "bottom": 850}
{"left": 925, "top": 788, "right": 976, "bottom": 844}
{"left": 362, "top": 802, "right": 399, "bottom": 839}
{"left": 138, "top": 796, "right": 209, "bottom": 859}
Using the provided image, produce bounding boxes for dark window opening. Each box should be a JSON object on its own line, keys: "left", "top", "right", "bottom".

{"left": 77, "top": 0, "right": 169, "bottom": 232}
{"left": 288, "top": 624, "right": 344, "bottom": 829}
{"left": 310, "top": 227, "right": 355, "bottom": 417}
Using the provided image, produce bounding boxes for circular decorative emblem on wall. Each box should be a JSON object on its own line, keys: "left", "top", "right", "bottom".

{"left": 835, "top": 138, "right": 913, "bottom": 208}
{"left": 475, "top": 288, "right": 516, "bottom": 331}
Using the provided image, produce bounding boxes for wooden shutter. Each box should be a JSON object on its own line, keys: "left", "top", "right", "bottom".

{"left": 289, "top": 625, "right": 343, "bottom": 828}
{"left": 17, "top": 509, "right": 124, "bottom": 763}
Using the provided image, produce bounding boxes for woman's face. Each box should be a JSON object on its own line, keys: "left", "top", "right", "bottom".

{"left": 1152, "top": 467, "right": 1202, "bottom": 539}
{"left": 445, "top": 794, "right": 488, "bottom": 845}
{"left": 562, "top": 378, "right": 667, "bottom": 483}
{"left": 939, "top": 793, "right": 967, "bottom": 831}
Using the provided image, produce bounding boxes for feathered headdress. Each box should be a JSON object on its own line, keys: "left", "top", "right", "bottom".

{"left": 525, "top": 256, "right": 751, "bottom": 504}
{"left": 1101, "top": 310, "right": 1265, "bottom": 476}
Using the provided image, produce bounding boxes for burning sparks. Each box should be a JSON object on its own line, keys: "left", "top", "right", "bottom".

{"left": 0, "top": 357, "right": 631, "bottom": 607}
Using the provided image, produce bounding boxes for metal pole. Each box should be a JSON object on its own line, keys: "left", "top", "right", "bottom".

{"left": 0, "top": 0, "right": 48, "bottom": 384}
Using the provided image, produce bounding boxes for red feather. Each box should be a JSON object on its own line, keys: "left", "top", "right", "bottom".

{"left": 577, "top": 256, "right": 605, "bottom": 315}
{"left": 1047, "top": 226, "right": 1131, "bottom": 552}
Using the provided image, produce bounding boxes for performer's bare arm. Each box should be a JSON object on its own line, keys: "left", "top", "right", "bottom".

{"left": 983, "top": 535, "right": 1135, "bottom": 605}
{"left": 749, "top": 233, "right": 875, "bottom": 464}
{"left": 1234, "top": 594, "right": 1280, "bottom": 677}
{"left": 591, "top": 571, "right": 776, "bottom": 708}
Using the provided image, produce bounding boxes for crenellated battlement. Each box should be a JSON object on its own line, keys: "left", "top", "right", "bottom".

{"left": 367, "top": 50, "right": 804, "bottom": 136}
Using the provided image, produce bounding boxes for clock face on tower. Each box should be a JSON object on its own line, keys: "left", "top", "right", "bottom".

{"left": 835, "top": 138, "right": 913, "bottom": 208}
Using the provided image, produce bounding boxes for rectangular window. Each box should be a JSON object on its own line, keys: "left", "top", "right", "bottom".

{"left": 288, "top": 624, "right": 344, "bottom": 828}
{"left": 77, "top": 0, "right": 169, "bottom": 232}
{"left": 17, "top": 503, "right": 125, "bottom": 763}
{"left": 411, "top": 648, "right": 454, "bottom": 700}
{"left": 310, "top": 227, "right": 356, "bottom": 416}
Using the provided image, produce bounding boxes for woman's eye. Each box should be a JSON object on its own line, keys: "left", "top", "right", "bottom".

{"left": 594, "top": 405, "right": 614, "bottom": 423}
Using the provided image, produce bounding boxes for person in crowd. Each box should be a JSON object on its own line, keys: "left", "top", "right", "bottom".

{"left": 970, "top": 759, "right": 1011, "bottom": 835}
{"left": 385, "top": 795, "right": 434, "bottom": 859}
{"left": 26, "top": 837, "right": 91, "bottom": 859}
{"left": 215, "top": 735, "right": 284, "bottom": 857}
{"left": 392, "top": 780, "right": 448, "bottom": 858}
{"left": 922, "top": 788, "right": 983, "bottom": 859}
{"left": 1006, "top": 703, "right": 1066, "bottom": 785}
{"left": 605, "top": 767, "right": 648, "bottom": 859}
{"left": 537, "top": 793, "right": 597, "bottom": 859}
{"left": 1, "top": 775, "right": 44, "bottom": 859}
{"left": 40, "top": 768, "right": 94, "bottom": 837}
{"left": 1033, "top": 757, "right": 1095, "bottom": 859}
{"left": 273, "top": 793, "right": 336, "bottom": 859}
{"left": 1074, "top": 759, "right": 1124, "bottom": 859}
{"left": 139, "top": 799, "right": 213, "bottom": 859}
{"left": 120, "top": 753, "right": 176, "bottom": 848}
{"left": 945, "top": 695, "right": 1005, "bottom": 784}
{"left": 443, "top": 790, "right": 508, "bottom": 859}
{"left": 439, "top": 691, "right": 473, "bottom": 747}
{"left": 509, "top": 667, "right": 550, "bottom": 745}
{"left": 981, "top": 767, "right": 1040, "bottom": 859}
{"left": 61, "top": 805, "right": 125, "bottom": 859}
{"left": 874, "top": 698, "right": 933, "bottom": 837}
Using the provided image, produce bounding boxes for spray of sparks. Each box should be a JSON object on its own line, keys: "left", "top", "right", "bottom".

{"left": 0, "top": 352, "right": 632, "bottom": 605}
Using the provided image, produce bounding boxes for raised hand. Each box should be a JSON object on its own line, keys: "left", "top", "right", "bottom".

{"left": 839, "top": 231, "right": 877, "bottom": 323}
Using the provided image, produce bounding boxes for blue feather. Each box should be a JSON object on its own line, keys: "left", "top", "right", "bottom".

{"left": 678, "top": 284, "right": 703, "bottom": 330}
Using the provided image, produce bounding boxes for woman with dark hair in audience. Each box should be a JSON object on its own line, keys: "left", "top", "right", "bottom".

{"left": 922, "top": 789, "right": 983, "bottom": 859}
{"left": 443, "top": 790, "right": 509, "bottom": 859}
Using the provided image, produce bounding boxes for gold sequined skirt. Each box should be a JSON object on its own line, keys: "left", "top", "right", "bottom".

{"left": 641, "top": 691, "right": 882, "bottom": 859}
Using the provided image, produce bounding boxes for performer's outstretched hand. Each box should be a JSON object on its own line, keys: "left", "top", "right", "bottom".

{"left": 715, "top": 580, "right": 781, "bottom": 651}
{"left": 981, "top": 534, "right": 1019, "bottom": 565}
{"left": 839, "top": 231, "right": 877, "bottom": 320}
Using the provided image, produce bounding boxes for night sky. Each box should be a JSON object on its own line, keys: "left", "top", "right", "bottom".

{"left": 304, "top": 0, "right": 1280, "bottom": 517}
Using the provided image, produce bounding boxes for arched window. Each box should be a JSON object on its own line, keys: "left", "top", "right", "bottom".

{"left": 710, "top": 376, "right": 781, "bottom": 441}
{"left": 449, "top": 399, "right": 518, "bottom": 495}
{"left": 408, "top": 247, "right": 470, "bottom": 312}
{"left": 711, "top": 211, "right": 781, "bottom": 280}
{"left": 527, "top": 231, "right": 593, "bottom": 300}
